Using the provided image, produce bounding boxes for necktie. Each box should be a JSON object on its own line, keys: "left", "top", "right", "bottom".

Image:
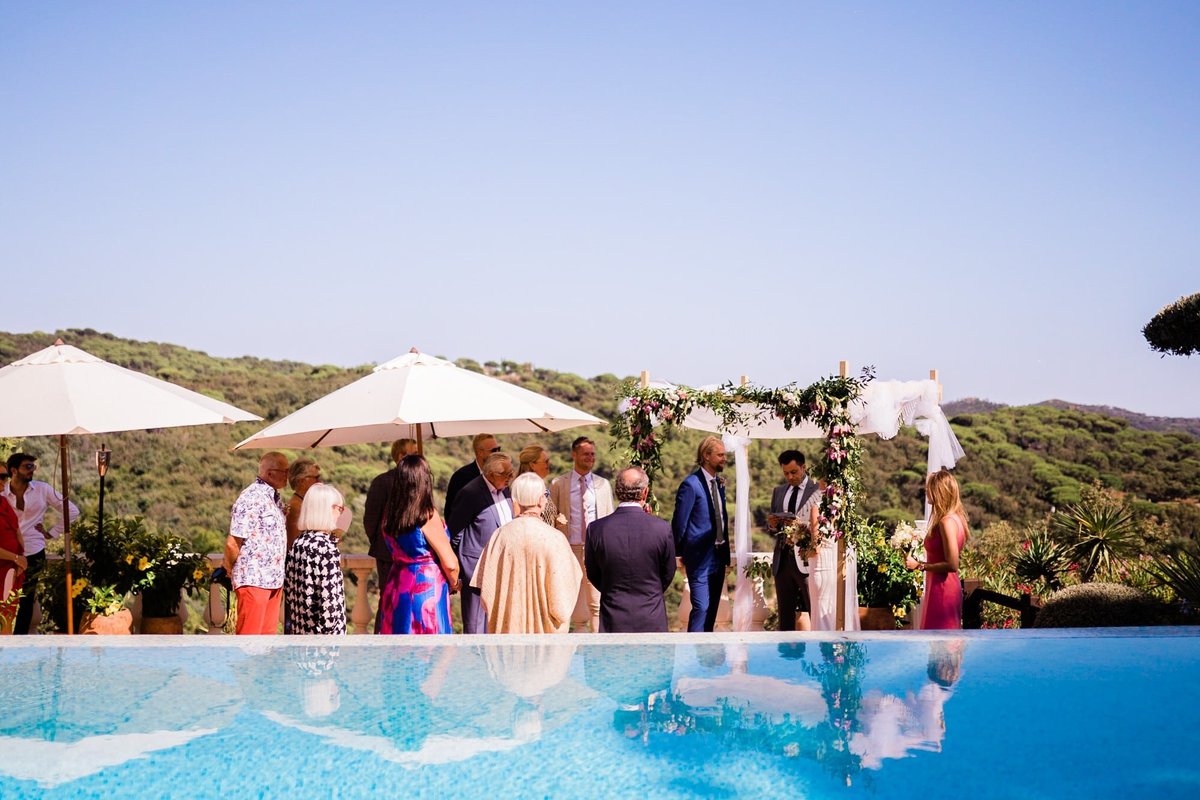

{"left": 578, "top": 474, "right": 588, "bottom": 542}
{"left": 710, "top": 477, "right": 725, "bottom": 545}
{"left": 787, "top": 485, "right": 799, "bottom": 514}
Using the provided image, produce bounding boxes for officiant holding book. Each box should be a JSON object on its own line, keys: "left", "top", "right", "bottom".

{"left": 767, "top": 450, "right": 818, "bottom": 632}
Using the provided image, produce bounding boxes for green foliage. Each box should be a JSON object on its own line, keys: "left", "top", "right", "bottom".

{"left": 1146, "top": 546, "right": 1200, "bottom": 606}
{"left": 854, "top": 521, "right": 921, "bottom": 617}
{"left": 1033, "top": 582, "right": 1169, "bottom": 628}
{"left": 83, "top": 583, "right": 126, "bottom": 616}
{"left": 1050, "top": 493, "right": 1141, "bottom": 582}
{"left": 1012, "top": 530, "right": 1070, "bottom": 593}
{"left": 1143, "top": 291, "right": 1200, "bottom": 357}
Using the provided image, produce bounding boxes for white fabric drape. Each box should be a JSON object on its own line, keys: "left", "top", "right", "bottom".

{"left": 724, "top": 434, "right": 754, "bottom": 632}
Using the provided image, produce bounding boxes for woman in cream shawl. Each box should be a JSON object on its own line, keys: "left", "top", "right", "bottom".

{"left": 471, "top": 473, "right": 581, "bottom": 634}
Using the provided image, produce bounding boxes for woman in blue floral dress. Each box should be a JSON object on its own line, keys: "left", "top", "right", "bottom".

{"left": 379, "top": 456, "right": 460, "bottom": 634}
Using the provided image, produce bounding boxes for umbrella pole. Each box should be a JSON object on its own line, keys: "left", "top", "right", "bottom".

{"left": 415, "top": 424, "right": 424, "bottom": 456}
{"left": 60, "top": 435, "right": 75, "bottom": 635}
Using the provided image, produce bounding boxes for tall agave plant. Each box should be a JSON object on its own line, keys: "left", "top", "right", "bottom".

{"left": 1050, "top": 502, "right": 1140, "bottom": 583}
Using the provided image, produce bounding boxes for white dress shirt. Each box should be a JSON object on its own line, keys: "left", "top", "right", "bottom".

{"left": 1, "top": 481, "right": 80, "bottom": 555}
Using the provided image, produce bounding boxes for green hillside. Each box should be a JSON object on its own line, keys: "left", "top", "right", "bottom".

{"left": 3, "top": 329, "right": 1197, "bottom": 560}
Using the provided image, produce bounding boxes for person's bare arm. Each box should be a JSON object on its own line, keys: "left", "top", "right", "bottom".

{"left": 422, "top": 511, "right": 460, "bottom": 592}
{"left": 223, "top": 536, "right": 243, "bottom": 573}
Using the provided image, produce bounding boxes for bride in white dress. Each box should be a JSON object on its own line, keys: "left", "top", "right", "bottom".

{"left": 803, "top": 481, "right": 861, "bottom": 631}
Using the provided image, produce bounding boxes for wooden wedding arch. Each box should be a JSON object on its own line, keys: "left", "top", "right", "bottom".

{"left": 612, "top": 363, "right": 964, "bottom": 631}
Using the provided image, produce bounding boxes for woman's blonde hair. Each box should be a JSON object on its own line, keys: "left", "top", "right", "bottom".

{"left": 926, "top": 469, "right": 968, "bottom": 541}
{"left": 517, "top": 445, "right": 548, "bottom": 475}
{"left": 297, "top": 482, "right": 344, "bottom": 533}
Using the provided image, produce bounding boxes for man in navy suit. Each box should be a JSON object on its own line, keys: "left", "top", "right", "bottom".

{"left": 447, "top": 452, "right": 514, "bottom": 633}
{"left": 671, "top": 436, "right": 730, "bottom": 632}
{"left": 585, "top": 466, "right": 676, "bottom": 633}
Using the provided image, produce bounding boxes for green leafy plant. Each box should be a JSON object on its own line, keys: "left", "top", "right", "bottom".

{"left": 854, "top": 521, "right": 921, "bottom": 620}
{"left": 743, "top": 556, "right": 773, "bottom": 582}
{"left": 1013, "top": 531, "right": 1071, "bottom": 592}
{"left": 1146, "top": 546, "right": 1200, "bottom": 607}
{"left": 83, "top": 583, "right": 126, "bottom": 616}
{"left": 1050, "top": 499, "right": 1140, "bottom": 582}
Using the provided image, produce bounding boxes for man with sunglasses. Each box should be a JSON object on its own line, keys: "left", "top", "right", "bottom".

{"left": 3, "top": 453, "right": 80, "bottom": 634}
{"left": 443, "top": 433, "right": 500, "bottom": 519}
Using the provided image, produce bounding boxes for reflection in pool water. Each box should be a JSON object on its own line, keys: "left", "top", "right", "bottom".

{"left": 0, "top": 631, "right": 1197, "bottom": 799}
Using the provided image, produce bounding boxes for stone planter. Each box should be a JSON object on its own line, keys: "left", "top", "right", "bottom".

{"left": 140, "top": 615, "right": 184, "bottom": 635}
{"left": 858, "top": 606, "right": 897, "bottom": 631}
{"left": 80, "top": 608, "right": 134, "bottom": 635}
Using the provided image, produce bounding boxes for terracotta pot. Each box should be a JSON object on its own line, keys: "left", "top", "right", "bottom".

{"left": 858, "top": 606, "right": 897, "bottom": 631}
{"left": 80, "top": 608, "right": 134, "bottom": 635}
{"left": 140, "top": 615, "right": 184, "bottom": 635}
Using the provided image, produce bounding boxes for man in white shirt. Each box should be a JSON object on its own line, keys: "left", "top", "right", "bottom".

{"left": 3, "top": 453, "right": 80, "bottom": 634}
{"left": 549, "top": 437, "right": 614, "bottom": 632}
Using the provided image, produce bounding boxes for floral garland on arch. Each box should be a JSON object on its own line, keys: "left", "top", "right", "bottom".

{"left": 611, "top": 369, "right": 873, "bottom": 544}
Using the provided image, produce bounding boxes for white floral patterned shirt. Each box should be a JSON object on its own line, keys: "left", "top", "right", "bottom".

{"left": 229, "top": 478, "right": 287, "bottom": 590}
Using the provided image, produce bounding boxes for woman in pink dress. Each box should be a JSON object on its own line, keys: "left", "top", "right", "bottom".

{"left": 906, "top": 469, "right": 968, "bottom": 630}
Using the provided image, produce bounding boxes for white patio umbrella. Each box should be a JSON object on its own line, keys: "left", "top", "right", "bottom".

{"left": 235, "top": 349, "right": 604, "bottom": 451}
{"left": 0, "top": 339, "right": 261, "bottom": 633}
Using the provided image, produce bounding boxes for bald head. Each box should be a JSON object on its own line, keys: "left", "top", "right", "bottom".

{"left": 615, "top": 466, "right": 650, "bottom": 503}
{"left": 258, "top": 451, "right": 289, "bottom": 490}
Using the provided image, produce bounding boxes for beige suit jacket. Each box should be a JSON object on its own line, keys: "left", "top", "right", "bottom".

{"left": 549, "top": 471, "right": 614, "bottom": 543}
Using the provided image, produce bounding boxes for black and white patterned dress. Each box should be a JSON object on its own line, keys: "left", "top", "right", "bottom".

{"left": 285, "top": 530, "right": 346, "bottom": 634}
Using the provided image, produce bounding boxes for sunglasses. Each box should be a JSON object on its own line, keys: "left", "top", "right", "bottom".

{"left": 489, "top": 446, "right": 502, "bottom": 453}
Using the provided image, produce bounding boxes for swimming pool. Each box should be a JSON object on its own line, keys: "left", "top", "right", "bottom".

{"left": 1, "top": 630, "right": 1197, "bottom": 799}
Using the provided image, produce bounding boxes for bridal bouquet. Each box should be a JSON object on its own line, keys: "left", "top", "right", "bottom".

{"left": 890, "top": 521, "right": 925, "bottom": 563}
{"left": 777, "top": 519, "right": 813, "bottom": 552}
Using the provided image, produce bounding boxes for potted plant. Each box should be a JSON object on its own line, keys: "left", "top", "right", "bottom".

{"left": 132, "top": 532, "right": 211, "bottom": 634}
{"left": 854, "top": 521, "right": 922, "bottom": 629}
{"left": 79, "top": 581, "right": 133, "bottom": 635}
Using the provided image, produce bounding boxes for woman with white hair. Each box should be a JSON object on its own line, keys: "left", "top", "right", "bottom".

{"left": 471, "top": 473, "right": 581, "bottom": 634}
{"left": 285, "top": 482, "right": 348, "bottom": 634}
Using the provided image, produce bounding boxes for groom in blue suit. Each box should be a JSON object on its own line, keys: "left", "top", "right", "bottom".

{"left": 672, "top": 436, "right": 730, "bottom": 632}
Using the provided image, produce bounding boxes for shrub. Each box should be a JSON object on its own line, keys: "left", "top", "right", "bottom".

{"left": 1033, "top": 582, "right": 1168, "bottom": 628}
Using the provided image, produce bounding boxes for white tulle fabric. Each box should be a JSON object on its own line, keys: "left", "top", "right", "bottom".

{"left": 619, "top": 379, "right": 965, "bottom": 631}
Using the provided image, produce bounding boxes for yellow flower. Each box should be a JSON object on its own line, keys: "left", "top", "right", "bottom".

{"left": 71, "top": 577, "right": 88, "bottom": 598}
{"left": 193, "top": 568, "right": 204, "bottom": 581}
{"left": 125, "top": 555, "right": 134, "bottom": 565}
{"left": 877, "top": 564, "right": 888, "bottom": 573}
{"left": 137, "top": 557, "right": 150, "bottom": 571}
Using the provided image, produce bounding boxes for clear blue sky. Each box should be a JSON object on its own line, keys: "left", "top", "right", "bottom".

{"left": 3, "top": 2, "right": 1198, "bottom": 416}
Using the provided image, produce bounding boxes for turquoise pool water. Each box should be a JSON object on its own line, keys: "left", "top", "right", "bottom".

{"left": 1, "top": 630, "right": 1197, "bottom": 799}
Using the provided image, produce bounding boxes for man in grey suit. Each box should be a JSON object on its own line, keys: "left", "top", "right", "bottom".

{"left": 767, "top": 450, "right": 819, "bottom": 631}
{"left": 585, "top": 467, "right": 676, "bottom": 633}
{"left": 447, "top": 452, "right": 514, "bottom": 634}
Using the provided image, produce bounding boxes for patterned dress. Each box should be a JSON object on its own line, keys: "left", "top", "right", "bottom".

{"left": 379, "top": 523, "right": 451, "bottom": 634}
{"left": 284, "top": 530, "right": 346, "bottom": 635}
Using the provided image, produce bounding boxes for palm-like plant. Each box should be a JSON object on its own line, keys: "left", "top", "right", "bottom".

{"left": 1013, "top": 532, "right": 1071, "bottom": 592}
{"left": 1146, "top": 547, "right": 1200, "bottom": 606}
{"left": 1050, "top": 502, "right": 1140, "bottom": 583}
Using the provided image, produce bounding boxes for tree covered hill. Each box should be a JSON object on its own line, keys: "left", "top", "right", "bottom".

{"left": 3, "top": 329, "right": 1196, "bottom": 555}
